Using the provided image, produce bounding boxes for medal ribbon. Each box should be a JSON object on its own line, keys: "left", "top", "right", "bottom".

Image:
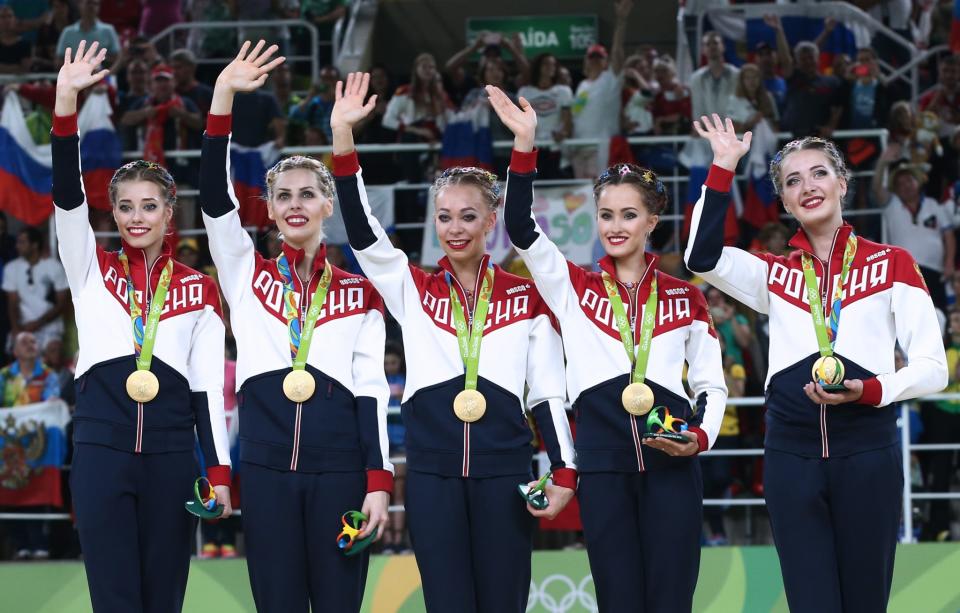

{"left": 118, "top": 251, "right": 173, "bottom": 371}
{"left": 602, "top": 271, "right": 658, "bottom": 384}
{"left": 447, "top": 264, "right": 495, "bottom": 392}
{"left": 277, "top": 254, "right": 333, "bottom": 368}
{"left": 800, "top": 233, "right": 858, "bottom": 357}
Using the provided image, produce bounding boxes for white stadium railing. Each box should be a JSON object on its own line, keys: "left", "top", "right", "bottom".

{"left": 1, "top": 393, "right": 958, "bottom": 545}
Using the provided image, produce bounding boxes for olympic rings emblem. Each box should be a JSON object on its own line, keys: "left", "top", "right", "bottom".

{"left": 526, "top": 573, "right": 597, "bottom": 613}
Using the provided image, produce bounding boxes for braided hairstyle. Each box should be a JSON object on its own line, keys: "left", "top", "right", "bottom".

{"left": 108, "top": 160, "right": 177, "bottom": 208}
{"left": 432, "top": 166, "right": 501, "bottom": 212}
{"left": 768, "top": 137, "right": 851, "bottom": 198}
{"left": 265, "top": 155, "right": 335, "bottom": 201}
{"left": 594, "top": 163, "right": 668, "bottom": 215}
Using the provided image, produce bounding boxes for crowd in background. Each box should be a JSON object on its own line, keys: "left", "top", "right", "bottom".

{"left": 0, "top": 0, "right": 958, "bottom": 560}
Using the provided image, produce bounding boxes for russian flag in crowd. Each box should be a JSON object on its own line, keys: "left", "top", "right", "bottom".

{"left": 77, "top": 92, "right": 121, "bottom": 211}
{"left": 715, "top": 15, "right": 863, "bottom": 74}
{"left": 952, "top": 1, "right": 960, "bottom": 53}
{"left": 230, "top": 142, "right": 281, "bottom": 229}
{"left": 682, "top": 166, "right": 739, "bottom": 246}
{"left": 440, "top": 103, "right": 493, "bottom": 170}
{"left": 0, "top": 91, "right": 52, "bottom": 225}
{"left": 0, "top": 400, "right": 71, "bottom": 507}
{"left": 742, "top": 169, "right": 780, "bottom": 230}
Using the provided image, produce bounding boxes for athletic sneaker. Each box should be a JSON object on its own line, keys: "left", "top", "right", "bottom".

{"left": 14, "top": 549, "right": 31, "bottom": 560}
{"left": 219, "top": 544, "right": 238, "bottom": 559}
{"left": 198, "top": 543, "right": 219, "bottom": 559}
{"left": 32, "top": 549, "right": 50, "bottom": 560}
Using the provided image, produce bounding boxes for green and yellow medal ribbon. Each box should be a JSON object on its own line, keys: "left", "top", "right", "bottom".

{"left": 602, "top": 271, "right": 658, "bottom": 384}
{"left": 118, "top": 251, "right": 173, "bottom": 372}
{"left": 276, "top": 254, "right": 333, "bottom": 369}
{"left": 447, "top": 264, "right": 495, "bottom": 393}
{"left": 799, "top": 233, "right": 857, "bottom": 358}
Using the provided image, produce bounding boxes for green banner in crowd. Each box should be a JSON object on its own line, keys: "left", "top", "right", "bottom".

{"left": 466, "top": 15, "right": 598, "bottom": 59}
{"left": 4, "top": 545, "right": 960, "bottom": 612}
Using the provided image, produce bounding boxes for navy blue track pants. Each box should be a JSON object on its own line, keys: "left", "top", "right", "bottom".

{"left": 764, "top": 446, "right": 902, "bottom": 613}
{"left": 239, "top": 462, "right": 369, "bottom": 613}
{"left": 405, "top": 470, "right": 534, "bottom": 613}
{"left": 578, "top": 462, "right": 703, "bottom": 613}
{"left": 71, "top": 443, "right": 197, "bottom": 613}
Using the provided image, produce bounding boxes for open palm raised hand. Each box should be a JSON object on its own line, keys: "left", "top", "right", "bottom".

{"left": 216, "top": 40, "right": 285, "bottom": 94}
{"left": 693, "top": 113, "right": 753, "bottom": 171}
{"left": 57, "top": 40, "right": 110, "bottom": 96}
{"left": 485, "top": 85, "right": 536, "bottom": 151}
{"left": 331, "top": 72, "right": 377, "bottom": 131}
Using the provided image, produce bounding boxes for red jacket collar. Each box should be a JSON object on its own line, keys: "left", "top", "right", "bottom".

{"left": 437, "top": 254, "right": 492, "bottom": 280}
{"left": 280, "top": 241, "right": 328, "bottom": 275}
{"left": 597, "top": 252, "right": 659, "bottom": 284}
{"left": 119, "top": 238, "right": 174, "bottom": 288}
{"left": 787, "top": 223, "right": 854, "bottom": 266}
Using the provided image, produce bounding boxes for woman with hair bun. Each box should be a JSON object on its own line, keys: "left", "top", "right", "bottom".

{"left": 52, "top": 41, "right": 231, "bottom": 611}
{"left": 200, "top": 42, "right": 393, "bottom": 612}
{"left": 490, "top": 84, "right": 727, "bottom": 613}
{"left": 331, "top": 72, "right": 577, "bottom": 613}
{"left": 685, "top": 114, "right": 947, "bottom": 612}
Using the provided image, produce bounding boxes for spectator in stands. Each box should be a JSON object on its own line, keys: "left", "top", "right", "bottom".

{"left": 706, "top": 286, "right": 753, "bottom": 369}
{"left": 874, "top": 152, "right": 954, "bottom": 310}
{"left": 353, "top": 64, "right": 397, "bottom": 183}
{"left": 110, "top": 36, "right": 162, "bottom": 89}
{"left": 290, "top": 65, "right": 340, "bottom": 144}
{"left": 648, "top": 55, "right": 690, "bottom": 173}
{"left": 690, "top": 31, "right": 739, "bottom": 121}
{"left": 56, "top": 0, "right": 121, "bottom": 66}
{"left": 569, "top": 0, "right": 632, "bottom": 178}
{"left": 726, "top": 63, "right": 779, "bottom": 133}
{"left": 842, "top": 48, "right": 892, "bottom": 132}
{"left": 232, "top": 83, "right": 286, "bottom": 149}
{"left": 518, "top": 53, "right": 574, "bottom": 179}
{"left": 98, "top": 0, "right": 141, "bottom": 39}
{"left": 0, "top": 6, "right": 32, "bottom": 74}
{"left": 269, "top": 62, "right": 306, "bottom": 144}
{"left": 922, "top": 306, "right": 960, "bottom": 541}
{"left": 3, "top": 228, "right": 69, "bottom": 351}
{"left": 702, "top": 335, "right": 745, "bottom": 547}
{"left": 185, "top": 0, "right": 236, "bottom": 78}
{"left": 42, "top": 337, "right": 74, "bottom": 406}
{"left": 171, "top": 49, "right": 213, "bottom": 117}
{"left": 33, "top": 0, "right": 78, "bottom": 72}
{"left": 0, "top": 332, "right": 60, "bottom": 407}
{"left": 116, "top": 59, "right": 149, "bottom": 151}
{"left": 459, "top": 54, "right": 522, "bottom": 174}
{"left": 886, "top": 101, "right": 933, "bottom": 166}
{"left": 381, "top": 341, "right": 408, "bottom": 554}
{"left": 920, "top": 55, "right": 960, "bottom": 184}
{"left": 120, "top": 63, "right": 203, "bottom": 182}
{"left": 0, "top": 331, "right": 61, "bottom": 561}
{"left": 383, "top": 52, "right": 450, "bottom": 181}
{"left": 754, "top": 222, "right": 790, "bottom": 258}
{"left": 139, "top": 0, "right": 183, "bottom": 37}
{"left": 766, "top": 14, "right": 842, "bottom": 138}
{"left": 300, "top": 0, "right": 347, "bottom": 64}
{"left": 446, "top": 31, "right": 528, "bottom": 105}
{"left": 754, "top": 41, "right": 786, "bottom": 115}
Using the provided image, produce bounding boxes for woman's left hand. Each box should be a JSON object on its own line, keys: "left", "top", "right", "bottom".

{"left": 526, "top": 484, "right": 576, "bottom": 520}
{"left": 803, "top": 379, "right": 864, "bottom": 405}
{"left": 642, "top": 430, "right": 699, "bottom": 457}
{"left": 357, "top": 490, "right": 390, "bottom": 541}
{"left": 485, "top": 84, "right": 536, "bottom": 152}
{"left": 213, "top": 485, "right": 233, "bottom": 518}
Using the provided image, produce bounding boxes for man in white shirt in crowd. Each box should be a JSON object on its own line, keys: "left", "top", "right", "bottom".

{"left": 570, "top": 0, "right": 632, "bottom": 179}
{"left": 2, "top": 228, "right": 69, "bottom": 351}
{"left": 689, "top": 31, "right": 739, "bottom": 121}
{"left": 875, "top": 157, "right": 955, "bottom": 310}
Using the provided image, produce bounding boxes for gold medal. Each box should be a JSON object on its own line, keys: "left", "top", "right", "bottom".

{"left": 126, "top": 370, "right": 159, "bottom": 403}
{"left": 622, "top": 382, "right": 654, "bottom": 416}
{"left": 453, "top": 389, "right": 486, "bottom": 422}
{"left": 812, "top": 355, "right": 845, "bottom": 387}
{"left": 283, "top": 369, "right": 316, "bottom": 403}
